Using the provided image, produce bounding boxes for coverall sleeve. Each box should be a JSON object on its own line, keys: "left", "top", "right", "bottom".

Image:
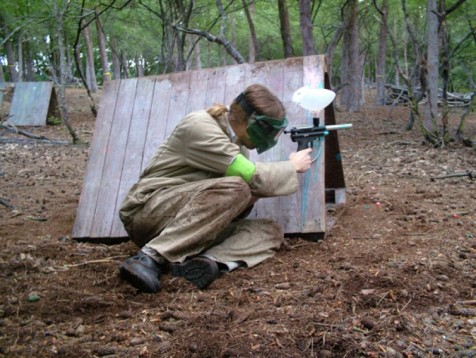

{"left": 250, "top": 161, "right": 298, "bottom": 197}
{"left": 185, "top": 114, "right": 298, "bottom": 198}
{"left": 184, "top": 116, "right": 241, "bottom": 173}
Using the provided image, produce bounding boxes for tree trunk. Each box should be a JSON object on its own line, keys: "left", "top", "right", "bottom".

{"left": 0, "top": 14, "right": 18, "bottom": 82}
{"left": 325, "top": 20, "right": 346, "bottom": 82}
{"left": 349, "top": 0, "right": 361, "bottom": 111}
{"left": 298, "top": 0, "right": 316, "bottom": 55}
{"left": 278, "top": 0, "right": 294, "bottom": 58}
{"left": 17, "top": 32, "right": 23, "bottom": 82}
{"left": 83, "top": 24, "right": 98, "bottom": 93}
{"left": 424, "top": 0, "right": 439, "bottom": 135}
{"left": 5, "top": 39, "right": 18, "bottom": 82}
{"left": 121, "top": 51, "right": 130, "bottom": 78}
{"left": 230, "top": 14, "right": 238, "bottom": 65}
{"left": 53, "top": 0, "right": 79, "bottom": 143}
{"left": 171, "top": 0, "right": 188, "bottom": 71}
{"left": 135, "top": 54, "right": 144, "bottom": 77}
{"left": 216, "top": 0, "right": 228, "bottom": 66}
{"left": 110, "top": 38, "right": 121, "bottom": 80}
{"left": 24, "top": 41, "right": 34, "bottom": 81}
{"left": 393, "top": 19, "right": 400, "bottom": 86}
{"left": 64, "top": 34, "right": 75, "bottom": 83}
{"left": 341, "top": 0, "right": 361, "bottom": 112}
{"left": 96, "top": 13, "right": 111, "bottom": 82}
{"left": 242, "top": 0, "right": 260, "bottom": 62}
{"left": 375, "top": 0, "right": 388, "bottom": 105}
{"left": 0, "top": 61, "right": 4, "bottom": 82}
{"left": 439, "top": 0, "right": 450, "bottom": 139}
{"left": 186, "top": 35, "right": 202, "bottom": 70}
{"left": 173, "top": 28, "right": 186, "bottom": 71}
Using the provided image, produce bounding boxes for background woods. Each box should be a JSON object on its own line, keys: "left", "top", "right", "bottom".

{"left": 1, "top": 2, "right": 475, "bottom": 356}
{"left": 0, "top": 0, "right": 474, "bottom": 145}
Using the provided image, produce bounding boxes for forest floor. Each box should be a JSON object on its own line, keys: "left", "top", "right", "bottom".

{"left": 0, "top": 87, "right": 475, "bottom": 357}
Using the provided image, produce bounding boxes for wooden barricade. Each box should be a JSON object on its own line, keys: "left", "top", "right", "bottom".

{"left": 8, "top": 82, "right": 59, "bottom": 126}
{"left": 72, "top": 55, "right": 347, "bottom": 243}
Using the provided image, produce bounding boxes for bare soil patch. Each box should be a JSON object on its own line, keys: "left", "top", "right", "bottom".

{"left": 1, "top": 88, "right": 475, "bottom": 357}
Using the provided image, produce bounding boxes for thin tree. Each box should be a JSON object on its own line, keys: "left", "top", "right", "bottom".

{"left": 172, "top": 0, "right": 246, "bottom": 65}
{"left": 110, "top": 38, "right": 121, "bottom": 79}
{"left": 340, "top": 0, "right": 362, "bottom": 112}
{"left": 95, "top": 12, "right": 111, "bottom": 82}
{"left": 0, "top": 14, "right": 19, "bottom": 82}
{"left": 278, "top": 0, "right": 294, "bottom": 58}
{"left": 424, "top": 0, "right": 439, "bottom": 138}
{"left": 52, "top": 0, "right": 79, "bottom": 143}
{"left": 375, "top": 0, "right": 388, "bottom": 106}
{"left": 242, "top": 0, "right": 261, "bottom": 62}
{"left": 436, "top": 0, "right": 469, "bottom": 143}
{"left": 298, "top": 0, "right": 317, "bottom": 55}
{"left": 83, "top": 22, "right": 98, "bottom": 93}
{"left": 325, "top": 5, "right": 349, "bottom": 87}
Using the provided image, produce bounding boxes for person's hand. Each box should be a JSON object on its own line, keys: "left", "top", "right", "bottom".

{"left": 289, "top": 148, "right": 312, "bottom": 173}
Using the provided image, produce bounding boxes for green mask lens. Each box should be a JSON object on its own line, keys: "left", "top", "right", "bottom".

{"left": 247, "top": 115, "right": 288, "bottom": 154}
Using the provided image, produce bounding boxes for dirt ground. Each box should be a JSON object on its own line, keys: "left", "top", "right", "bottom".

{"left": 0, "top": 87, "right": 475, "bottom": 357}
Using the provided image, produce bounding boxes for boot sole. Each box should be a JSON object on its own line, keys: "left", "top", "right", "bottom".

{"left": 170, "top": 258, "right": 219, "bottom": 289}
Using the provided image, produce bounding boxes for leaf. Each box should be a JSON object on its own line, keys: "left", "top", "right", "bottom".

{"left": 26, "top": 216, "right": 48, "bottom": 222}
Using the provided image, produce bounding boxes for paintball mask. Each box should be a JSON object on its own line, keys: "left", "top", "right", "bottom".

{"left": 235, "top": 93, "right": 288, "bottom": 154}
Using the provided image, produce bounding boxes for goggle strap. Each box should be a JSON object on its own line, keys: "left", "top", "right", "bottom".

{"left": 255, "top": 115, "right": 288, "bottom": 128}
{"left": 235, "top": 93, "right": 255, "bottom": 117}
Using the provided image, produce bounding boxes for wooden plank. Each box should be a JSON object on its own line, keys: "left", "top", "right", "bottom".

{"left": 111, "top": 77, "right": 156, "bottom": 238}
{"left": 90, "top": 78, "right": 138, "bottom": 238}
{"left": 205, "top": 66, "right": 227, "bottom": 109}
{"left": 242, "top": 62, "right": 267, "bottom": 221}
{"left": 300, "top": 55, "right": 327, "bottom": 235}
{"left": 224, "top": 63, "right": 249, "bottom": 105}
{"left": 164, "top": 71, "right": 192, "bottom": 137}
{"left": 72, "top": 80, "right": 120, "bottom": 239}
{"left": 186, "top": 69, "right": 209, "bottom": 113}
{"left": 280, "top": 57, "right": 304, "bottom": 234}
{"left": 9, "top": 82, "right": 54, "bottom": 126}
{"left": 247, "top": 60, "right": 286, "bottom": 223}
{"left": 246, "top": 61, "right": 270, "bottom": 164}
{"left": 142, "top": 77, "right": 173, "bottom": 170}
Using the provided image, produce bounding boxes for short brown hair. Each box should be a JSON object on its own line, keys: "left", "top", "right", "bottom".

{"left": 230, "top": 84, "right": 285, "bottom": 122}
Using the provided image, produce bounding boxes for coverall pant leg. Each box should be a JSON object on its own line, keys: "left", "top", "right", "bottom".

{"left": 125, "top": 177, "right": 283, "bottom": 267}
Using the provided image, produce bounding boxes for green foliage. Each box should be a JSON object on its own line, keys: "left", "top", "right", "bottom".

{"left": 0, "top": 0, "right": 474, "bottom": 94}
{"left": 47, "top": 115, "right": 62, "bottom": 125}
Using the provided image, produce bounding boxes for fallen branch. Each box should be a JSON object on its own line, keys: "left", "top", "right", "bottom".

{"left": 0, "top": 121, "right": 70, "bottom": 145}
{"left": 1, "top": 121, "right": 49, "bottom": 140}
{"left": 58, "top": 255, "right": 128, "bottom": 269}
{"left": 0, "top": 197, "right": 14, "bottom": 209}
{"left": 0, "top": 137, "right": 70, "bottom": 145}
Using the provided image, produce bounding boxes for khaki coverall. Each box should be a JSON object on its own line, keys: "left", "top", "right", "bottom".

{"left": 119, "top": 110, "right": 298, "bottom": 268}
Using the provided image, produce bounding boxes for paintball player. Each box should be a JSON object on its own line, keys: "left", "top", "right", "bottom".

{"left": 118, "top": 84, "right": 312, "bottom": 293}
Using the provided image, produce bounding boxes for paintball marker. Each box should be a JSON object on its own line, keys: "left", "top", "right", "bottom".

{"left": 285, "top": 87, "right": 352, "bottom": 151}
{"left": 285, "top": 118, "right": 353, "bottom": 151}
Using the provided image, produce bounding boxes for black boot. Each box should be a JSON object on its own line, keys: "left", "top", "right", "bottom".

{"left": 119, "top": 252, "right": 163, "bottom": 293}
{"left": 170, "top": 257, "right": 220, "bottom": 289}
